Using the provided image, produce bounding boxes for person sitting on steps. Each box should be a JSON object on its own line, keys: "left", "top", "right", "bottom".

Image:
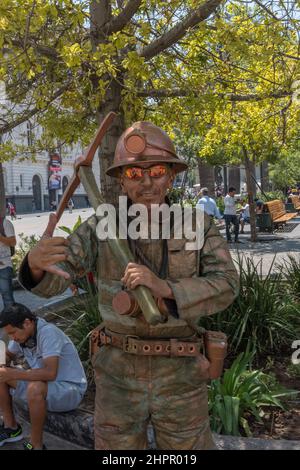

{"left": 0, "top": 303, "right": 87, "bottom": 450}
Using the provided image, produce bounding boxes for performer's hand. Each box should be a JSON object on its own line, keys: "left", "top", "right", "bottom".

{"left": 121, "top": 263, "right": 174, "bottom": 299}
{"left": 28, "top": 213, "right": 70, "bottom": 282}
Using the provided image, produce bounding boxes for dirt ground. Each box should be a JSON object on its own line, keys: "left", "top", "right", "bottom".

{"left": 250, "top": 360, "right": 300, "bottom": 440}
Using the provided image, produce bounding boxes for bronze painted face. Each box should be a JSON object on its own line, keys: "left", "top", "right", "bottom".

{"left": 120, "top": 163, "right": 174, "bottom": 209}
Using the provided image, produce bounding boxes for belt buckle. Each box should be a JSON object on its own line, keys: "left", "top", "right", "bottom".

{"left": 99, "top": 329, "right": 112, "bottom": 346}
{"left": 123, "top": 335, "right": 139, "bottom": 353}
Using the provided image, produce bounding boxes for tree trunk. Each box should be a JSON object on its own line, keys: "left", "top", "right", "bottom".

{"left": 260, "top": 161, "right": 270, "bottom": 193}
{"left": 98, "top": 88, "right": 125, "bottom": 205}
{"left": 0, "top": 163, "right": 6, "bottom": 217}
{"left": 228, "top": 165, "right": 240, "bottom": 193}
{"left": 243, "top": 149, "right": 257, "bottom": 242}
{"left": 223, "top": 165, "right": 228, "bottom": 194}
{"left": 198, "top": 160, "right": 215, "bottom": 196}
{"left": 90, "top": 1, "right": 125, "bottom": 204}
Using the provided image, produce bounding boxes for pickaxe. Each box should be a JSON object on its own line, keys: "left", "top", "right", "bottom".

{"left": 56, "top": 112, "right": 164, "bottom": 326}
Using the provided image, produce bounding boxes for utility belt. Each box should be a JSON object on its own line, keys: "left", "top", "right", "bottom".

{"left": 90, "top": 326, "right": 203, "bottom": 357}
{"left": 90, "top": 326, "right": 228, "bottom": 380}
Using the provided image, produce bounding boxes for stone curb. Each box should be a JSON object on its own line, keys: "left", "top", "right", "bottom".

{"left": 14, "top": 400, "right": 300, "bottom": 450}
{"left": 14, "top": 400, "right": 94, "bottom": 449}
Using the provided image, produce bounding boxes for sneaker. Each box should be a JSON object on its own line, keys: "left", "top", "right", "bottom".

{"left": 23, "top": 441, "right": 47, "bottom": 450}
{"left": 0, "top": 424, "right": 23, "bottom": 446}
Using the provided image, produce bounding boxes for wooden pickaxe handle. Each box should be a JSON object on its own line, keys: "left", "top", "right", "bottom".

{"left": 56, "top": 111, "right": 117, "bottom": 222}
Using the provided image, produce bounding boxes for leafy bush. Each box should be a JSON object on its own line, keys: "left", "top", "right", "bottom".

{"left": 58, "top": 215, "right": 82, "bottom": 235}
{"left": 216, "top": 197, "right": 225, "bottom": 215}
{"left": 201, "top": 255, "right": 300, "bottom": 356}
{"left": 208, "top": 350, "right": 297, "bottom": 436}
{"left": 286, "top": 363, "right": 300, "bottom": 378}
{"left": 280, "top": 255, "right": 300, "bottom": 301}
{"left": 260, "top": 191, "right": 285, "bottom": 202}
{"left": 53, "top": 283, "right": 100, "bottom": 382}
{"left": 12, "top": 233, "right": 41, "bottom": 274}
{"left": 167, "top": 187, "right": 185, "bottom": 205}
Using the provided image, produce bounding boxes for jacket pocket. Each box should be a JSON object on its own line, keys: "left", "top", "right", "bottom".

{"left": 167, "top": 239, "right": 197, "bottom": 279}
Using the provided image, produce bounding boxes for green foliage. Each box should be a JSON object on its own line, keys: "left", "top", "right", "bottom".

{"left": 208, "top": 350, "right": 297, "bottom": 436}
{"left": 286, "top": 363, "right": 300, "bottom": 379}
{"left": 280, "top": 255, "right": 300, "bottom": 301}
{"left": 58, "top": 215, "right": 82, "bottom": 235}
{"left": 201, "top": 255, "right": 300, "bottom": 356}
{"left": 260, "top": 191, "right": 285, "bottom": 202}
{"left": 216, "top": 197, "right": 225, "bottom": 215}
{"left": 12, "top": 233, "right": 40, "bottom": 274}
{"left": 269, "top": 152, "right": 300, "bottom": 190}
{"left": 54, "top": 283, "right": 100, "bottom": 382}
{"left": 167, "top": 187, "right": 185, "bottom": 205}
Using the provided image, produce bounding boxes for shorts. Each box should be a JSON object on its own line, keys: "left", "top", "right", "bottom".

{"left": 10, "top": 380, "right": 86, "bottom": 412}
{"left": 240, "top": 216, "right": 250, "bottom": 223}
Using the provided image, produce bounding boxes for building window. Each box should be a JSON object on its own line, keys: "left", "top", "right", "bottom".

{"left": 20, "top": 174, "right": 24, "bottom": 188}
{"left": 27, "top": 121, "right": 33, "bottom": 146}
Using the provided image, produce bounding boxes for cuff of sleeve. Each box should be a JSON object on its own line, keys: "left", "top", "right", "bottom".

{"left": 166, "top": 279, "right": 205, "bottom": 321}
{"left": 167, "top": 279, "right": 190, "bottom": 312}
{"left": 18, "top": 253, "right": 71, "bottom": 298}
{"left": 18, "top": 253, "right": 40, "bottom": 290}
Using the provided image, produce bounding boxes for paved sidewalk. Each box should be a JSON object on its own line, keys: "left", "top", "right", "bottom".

{"left": 10, "top": 208, "right": 94, "bottom": 245}
{"left": 219, "top": 218, "right": 300, "bottom": 275}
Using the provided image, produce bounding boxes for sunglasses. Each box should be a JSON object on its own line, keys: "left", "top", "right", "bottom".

{"left": 123, "top": 165, "right": 169, "bottom": 180}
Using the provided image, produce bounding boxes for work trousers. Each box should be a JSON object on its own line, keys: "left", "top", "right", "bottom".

{"left": 92, "top": 345, "right": 216, "bottom": 450}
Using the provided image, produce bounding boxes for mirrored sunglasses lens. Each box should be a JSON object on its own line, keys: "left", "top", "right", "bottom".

{"left": 150, "top": 166, "right": 167, "bottom": 177}
{"left": 125, "top": 167, "right": 143, "bottom": 179}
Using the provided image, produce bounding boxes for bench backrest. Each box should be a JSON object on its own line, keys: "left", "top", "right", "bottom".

{"left": 290, "top": 195, "right": 300, "bottom": 206}
{"left": 264, "top": 200, "right": 286, "bottom": 221}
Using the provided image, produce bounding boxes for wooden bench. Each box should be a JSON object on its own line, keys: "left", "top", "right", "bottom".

{"left": 289, "top": 195, "right": 300, "bottom": 210}
{"left": 264, "top": 200, "right": 297, "bottom": 225}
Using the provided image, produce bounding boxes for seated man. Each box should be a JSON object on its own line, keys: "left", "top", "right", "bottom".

{"left": 239, "top": 200, "right": 250, "bottom": 234}
{"left": 0, "top": 303, "right": 87, "bottom": 450}
{"left": 254, "top": 197, "right": 264, "bottom": 214}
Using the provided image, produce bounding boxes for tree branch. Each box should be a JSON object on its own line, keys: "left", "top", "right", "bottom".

{"left": 106, "top": 0, "right": 143, "bottom": 34}
{"left": 23, "top": 0, "right": 37, "bottom": 49}
{"left": 10, "top": 39, "right": 60, "bottom": 61}
{"left": 139, "top": 0, "right": 223, "bottom": 60}
{"left": 0, "top": 80, "right": 73, "bottom": 135}
{"left": 137, "top": 88, "right": 292, "bottom": 101}
{"left": 253, "top": 0, "right": 281, "bottom": 21}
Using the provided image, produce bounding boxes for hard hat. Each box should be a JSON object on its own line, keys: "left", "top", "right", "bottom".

{"left": 106, "top": 121, "right": 188, "bottom": 177}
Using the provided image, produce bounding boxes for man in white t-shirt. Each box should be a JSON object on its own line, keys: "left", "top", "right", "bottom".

{"left": 223, "top": 187, "right": 240, "bottom": 243}
{"left": 0, "top": 216, "right": 16, "bottom": 307}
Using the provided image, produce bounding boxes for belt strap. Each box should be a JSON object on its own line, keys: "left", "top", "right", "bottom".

{"left": 93, "top": 328, "right": 202, "bottom": 357}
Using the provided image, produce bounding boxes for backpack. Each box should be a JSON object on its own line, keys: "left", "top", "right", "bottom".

{"left": 0, "top": 216, "right": 15, "bottom": 257}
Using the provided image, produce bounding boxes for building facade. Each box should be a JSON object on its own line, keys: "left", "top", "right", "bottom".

{"left": 1, "top": 121, "right": 101, "bottom": 214}
{"left": 0, "top": 81, "right": 102, "bottom": 214}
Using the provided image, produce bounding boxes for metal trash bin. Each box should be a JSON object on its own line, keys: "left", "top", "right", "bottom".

{"left": 256, "top": 213, "right": 273, "bottom": 232}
